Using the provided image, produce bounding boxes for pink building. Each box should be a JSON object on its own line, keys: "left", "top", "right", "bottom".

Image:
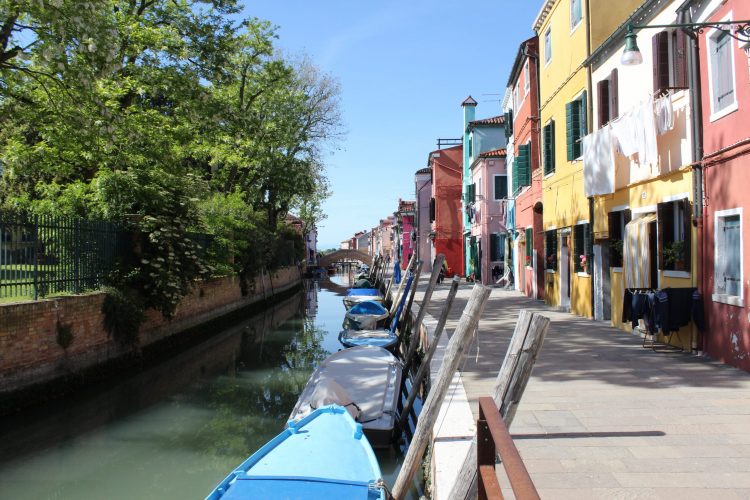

{"left": 397, "top": 200, "right": 416, "bottom": 270}
{"left": 695, "top": 0, "right": 750, "bottom": 370}
{"left": 468, "top": 148, "right": 508, "bottom": 285}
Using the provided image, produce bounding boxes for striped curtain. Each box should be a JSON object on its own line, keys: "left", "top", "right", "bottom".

{"left": 624, "top": 214, "right": 656, "bottom": 288}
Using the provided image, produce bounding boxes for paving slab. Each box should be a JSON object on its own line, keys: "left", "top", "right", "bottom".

{"left": 412, "top": 278, "right": 750, "bottom": 499}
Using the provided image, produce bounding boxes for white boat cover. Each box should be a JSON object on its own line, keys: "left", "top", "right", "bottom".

{"left": 290, "top": 346, "right": 402, "bottom": 435}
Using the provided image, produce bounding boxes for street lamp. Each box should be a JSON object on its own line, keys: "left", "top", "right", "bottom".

{"left": 620, "top": 20, "right": 750, "bottom": 66}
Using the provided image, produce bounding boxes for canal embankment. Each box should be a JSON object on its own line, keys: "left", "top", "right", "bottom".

{"left": 0, "top": 266, "right": 302, "bottom": 410}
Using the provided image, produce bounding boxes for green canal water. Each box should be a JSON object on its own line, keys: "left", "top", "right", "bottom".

{"left": 0, "top": 274, "right": 422, "bottom": 499}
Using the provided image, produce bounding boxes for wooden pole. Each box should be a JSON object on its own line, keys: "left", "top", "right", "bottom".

{"left": 447, "top": 310, "right": 550, "bottom": 500}
{"left": 397, "top": 260, "right": 422, "bottom": 330}
{"left": 397, "top": 275, "right": 459, "bottom": 430}
{"left": 389, "top": 252, "right": 417, "bottom": 315}
{"left": 391, "top": 284, "right": 491, "bottom": 500}
{"left": 369, "top": 255, "right": 380, "bottom": 282}
{"left": 400, "top": 254, "right": 445, "bottom": 371}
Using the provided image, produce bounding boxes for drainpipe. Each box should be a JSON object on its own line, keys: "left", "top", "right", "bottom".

{"left": 585, "top": 0, "right": 595, "bottom": 319}
{"left": 679, "top": 3, "right": 704, "bottom": 353}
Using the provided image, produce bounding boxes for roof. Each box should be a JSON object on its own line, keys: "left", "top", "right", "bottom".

{"left": 398, "top": 200, "right": 416, "bottom": 212}
{"left": 478, "top": 148, "right": 507, "bottom": 158}
{"left": 468, "top": 115, "right": 504, "bottom": 130}
{"left": 507, "top": 36, "right": 538, "bottom": 88}
{"left": 461, "top": 95, "right": 478, "bottom": 107}
{"left": 415, "top": 167, "right": 431, "bottom": 175}
{"left": 533, "top": 0, "right": 556, "bottom": 31}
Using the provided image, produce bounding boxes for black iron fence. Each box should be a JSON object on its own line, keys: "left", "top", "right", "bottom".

{"left": 0, "top": 212, "right": 127, "bottom": 300}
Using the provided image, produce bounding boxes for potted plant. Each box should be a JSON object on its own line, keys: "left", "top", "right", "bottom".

{"left": 579, "top": 254, "right": 588, "bottom": 273}
{"left": 612, "top": 239, "right": 624, "bottom": 262}
{"left": 662, "top": 240, "right": 685, "bottom": 270}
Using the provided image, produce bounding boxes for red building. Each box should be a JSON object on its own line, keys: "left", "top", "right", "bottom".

{"left": 696, "top": 0, "right": 750, "bottom": 370}
{"left": 508, "top": 36, "right": 545, "bottom": 300}
{"left": 429, "top": 145, "right": 464, "bottom": 277}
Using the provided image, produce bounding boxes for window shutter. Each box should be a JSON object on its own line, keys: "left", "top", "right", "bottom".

{"left": 471, "top": 183, "right": 476, "bottom": 203}
{"left": 549, "top": 121, "right": 555, "bottom": 172}
{"left": 585, "top": 223, "right": 593, "bottom": 257}
{"left": 724, "top": 216, "right": 741, "bottom": 296}
{"left": 609, "top": 68, "right": 619, "bottom": 121}
{"left": 682, "top": 198, "right": 691, "bottom": 269}
{"left": 597, "top": 79, "right": 610, "bottom": 129}
{"left": 657, "top": 202, "right": 667, "bottom": 269}
{"left": 624, "top": 209, "right": 632, "bottom": 226}
{"left": 543, "top": 124, "right": 551, "bottom": 174}
{"left": 526, "top": 228, "right": 533, "bottom": 259}
{"left": 429, "top": 197, "right": 435, "bottom": 222}
{"left": 580, "top": 90, "right": 588, "bottom": 140}
{"left": 512, "top": 158, "right": 519, "bottom": 195}
{"left": 518, "top": 144, "right": 531, "bottom": 188}
{"left": 673, "top": 29, "right": 689, "bottom": 89}
{"left": 553, "top": 230, "right": 558, "bottom": 269}
{"left": 566, "top": 101, "right": 575, "bottom": 161}
{"left": 653, "top": 31, "right": 670, "bottom": 95}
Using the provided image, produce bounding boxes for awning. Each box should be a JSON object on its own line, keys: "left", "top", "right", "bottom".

{"left": 624, "top": 214, "right": 656, "bottom": 288}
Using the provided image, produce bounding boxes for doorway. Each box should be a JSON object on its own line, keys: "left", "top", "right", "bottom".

{"left": 559, "top": 229, "right": 571, "bottom": 310}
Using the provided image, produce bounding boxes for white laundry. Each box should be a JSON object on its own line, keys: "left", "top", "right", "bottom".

{"left": 583, "top": 125, "right": 615, "bottom": 196}
{"left": 610, "top": 114, "right": 638, "bottom": 157}
{"left": 655, "top": 94, "right": 674, "bottom": 135}
{"left": 611, "top": 97, "right": 659, "bottom": 183}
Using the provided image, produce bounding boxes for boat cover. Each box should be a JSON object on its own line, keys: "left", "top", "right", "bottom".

{"left": 206, "top": 405, "right": 384, "bottom": 500}
{"left": 290, "top": 346, "right": 402, "bottom": 438}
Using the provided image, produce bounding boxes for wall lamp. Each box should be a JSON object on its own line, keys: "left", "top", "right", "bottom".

{"left": 621, "top": 20, "right": 750, "bottom": 66}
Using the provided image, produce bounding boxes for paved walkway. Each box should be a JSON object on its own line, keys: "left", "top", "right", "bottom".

{"left": 414, "top": 278, "right": 750, "bottom": 499}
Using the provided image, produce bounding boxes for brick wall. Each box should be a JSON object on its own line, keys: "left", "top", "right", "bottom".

{"left": 0, "top": 266, "right": 301, "bottom": 394}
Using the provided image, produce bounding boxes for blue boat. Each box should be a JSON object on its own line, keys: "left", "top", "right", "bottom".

{"left": 206, "top": 405, "right": 386, "bottom": 500}
{"left": 344, "top": 300, "right": 390, "bottom": 330}
{"left": 339, "top": 274, "right": 413, "bottom": 351}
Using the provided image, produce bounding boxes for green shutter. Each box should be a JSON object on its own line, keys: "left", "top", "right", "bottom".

{"left": 580, "top": 90, "right": 588, "bottom": 139}
{"left": 566, "top": 101, "right": 575, "bottom": 161}
{"left": 525, "top": 228, "right": 533, "bottom": 259}
{"left": 566, "top": 99, "right": 582, "bottom": 161}
{"left": 512, "top": 158, "right": 519, "bottom": 196}
{"left": 519, "top": 144, "right": 531, "bottom": 188}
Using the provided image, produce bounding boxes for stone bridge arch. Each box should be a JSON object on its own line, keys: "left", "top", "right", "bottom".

{"left": 318, "top": 249, "right": 372, "bottom": 267}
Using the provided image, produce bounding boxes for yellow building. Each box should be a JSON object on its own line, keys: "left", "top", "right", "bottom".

{"left": 534, "top": 0, "right": 592, "bottom": 317}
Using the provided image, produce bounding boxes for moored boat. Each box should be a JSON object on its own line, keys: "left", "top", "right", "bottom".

{"left": 343, "top": 300, "right": 389, "bottom": 330}
{"left": 289, "top": 346, "right": 402, "bottom": 448}
{"left": 343, "top": 288, "right": 384, "bottom": 309}
{"left": 206, "top": 405, "right": 386, "bottom": 500}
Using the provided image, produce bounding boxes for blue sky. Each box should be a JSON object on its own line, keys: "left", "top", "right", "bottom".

{"left": 242, "top": 0, "right": 542, "bottom": 249}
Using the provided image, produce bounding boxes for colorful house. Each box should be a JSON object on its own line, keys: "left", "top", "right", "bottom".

{"left": 461, "top": 102, "right": 506, "bottom": 279}
{"left": 585, "top": 0, "right": 700, "bottom": 348}
{"left": 691, "top": 0, "right": 750, "bottom": 369}
{"left": 429, "top": 144, "right": 464, "bottom": 277}
{"left": 396, "top": 199, "right": 416, "bottom": 270}
{"left": 414, "top": 167, "right": 433, "bottom": 272}
{"left": 507, "top": 36, "right": 545, "bottom": 300}
{"left": 534, "top": 0, "right": 592, "bottom": 316}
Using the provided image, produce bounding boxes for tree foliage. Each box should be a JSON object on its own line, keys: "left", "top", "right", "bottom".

{"left": 0, "top": 0, "right": 340, "bottom": 320}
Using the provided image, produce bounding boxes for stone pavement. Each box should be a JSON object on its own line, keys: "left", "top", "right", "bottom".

{"left": 413, "top": 278, "right": 750, "bottom": 500}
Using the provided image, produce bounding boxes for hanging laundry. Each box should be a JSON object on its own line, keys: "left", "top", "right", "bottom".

{"left": 654, "top": 94, "right": 674, "bottom": 135}
{"left": 610, "top": 113, "right": 638, "bottom": 157}
{"left": 610, "top": 97, "right": 660, "bottom": 183}
{"left": 583, "top": 125, "right": 615, "bottom": 196}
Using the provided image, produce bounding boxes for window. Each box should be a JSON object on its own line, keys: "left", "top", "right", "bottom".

{"left": 597, "top": 69, "right": 619, "bottom": 128}
{"left": 544, "top": 27, "right": 552, "bottom": 65}
{"left": 513, "top": 143, "right": 531, "bottom": 195}
{"left": 607, "top": 209, "right": 631, "bottom": 267}
{"left": 468, "top": 136, "right": 473, "bottom": 159}
{"left": 657, "top": 199, "right": 691, "bottom": 271}
{"left": 714, "top": 210, "right": 742, "bottom": 301}
{"left": 570, "top": 0, "right": 582, "bottom": 30}
{"left": 490, "top": 233, "right": 505, "bottom": 261}
{"left": 494, "top": 174, "right": 508, "bottom": 200}
{"left": 429, "top": 197, "right": 436, "bottom": 222}
{"left": 543, "top": 120, "right": 556, "bottom": 175}
{"left": 573, "top": 223, "right": 592, "bottom": 273}
{"left": 545, "top": 229, "right": 558, "bottom": 270}
{"left": 708, "top": 29, "right": 737, "bottom": 117}
{"left": 652, "top": 29, "right": 688, "bottom": 96}
{"left": 514, "top": 83, "right": 520, "bottom": 110}
{"left": 465, "top": 183, "right": 476, "bottom": 204}
{"left": 503, "top": 109, "right": 514, "bottom": 138}
{"left": 566, "top": 91, "right": 587, "bottom": 160}
{"left": 523, "top": 59, "right": 530, "bottom": 95}
{"left": 525, "top": 228, "right": 533, "bottom": 266}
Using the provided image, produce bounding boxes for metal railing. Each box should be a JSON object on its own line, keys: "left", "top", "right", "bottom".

{"left": 0, "top": 212, "right": 126, "bottom": 300}
{"left": 477, "top": 396, "right": 540, "bottom": 500}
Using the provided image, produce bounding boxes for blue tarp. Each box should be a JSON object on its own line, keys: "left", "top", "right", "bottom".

{"left": 393, "top": 260, "right": 402, "bottom": 284}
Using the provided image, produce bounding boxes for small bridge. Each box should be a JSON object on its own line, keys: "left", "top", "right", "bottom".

{"left": 319, "top": 249, "right": 372, "bottom": 267}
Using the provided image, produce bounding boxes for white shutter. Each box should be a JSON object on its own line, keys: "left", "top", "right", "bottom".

{"left": 725, "top": 215, "right": 741, "bottom": 296}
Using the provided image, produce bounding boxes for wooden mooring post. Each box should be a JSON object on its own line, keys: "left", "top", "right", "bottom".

{"left": 390, "top": 253, "right": 417, "bottom": 316}
{"left": 397, "top": 274, "right": 459, "bottom": 430}
{"left": 447, "top": 309, "right": 550, "bottom": 500}
{"left": 391, "top": 284, "right": 491, "bottom": 500}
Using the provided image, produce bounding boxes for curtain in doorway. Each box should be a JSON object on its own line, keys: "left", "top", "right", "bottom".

{"left": 624, "top": 214, "right": 656, "bottom": 288}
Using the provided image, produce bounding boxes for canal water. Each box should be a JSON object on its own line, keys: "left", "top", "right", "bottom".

{"left": 0, "top": 273, "right": 422, "bottom": 499}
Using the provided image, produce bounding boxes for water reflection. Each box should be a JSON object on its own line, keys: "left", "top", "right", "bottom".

{"left": 0, "top": 276, "right": 421, "bottom": 499}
